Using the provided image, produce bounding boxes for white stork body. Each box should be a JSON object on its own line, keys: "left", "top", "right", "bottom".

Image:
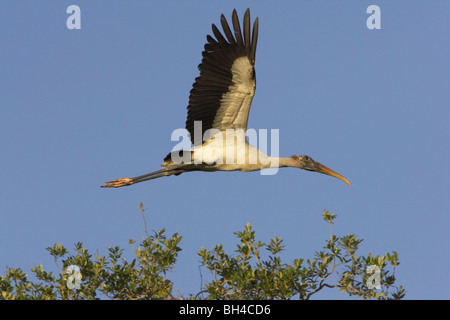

{"left": 185, "top": 129, "right": 275, "bottom": 172}
{"left": 102, "top": 9, "right": 350, "bottom": 188}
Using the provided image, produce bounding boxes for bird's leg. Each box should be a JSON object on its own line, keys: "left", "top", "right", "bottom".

{"left": 101, "top": 169, "right": 169, "bottom": 188}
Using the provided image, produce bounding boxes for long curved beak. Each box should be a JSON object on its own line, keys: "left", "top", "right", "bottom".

{"left": 317, "top": 164, "right": 351, "bottom": 186}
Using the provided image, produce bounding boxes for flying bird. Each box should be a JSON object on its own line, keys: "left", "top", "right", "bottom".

{"left": 102, "top": 9, "right": 350, "bottom": 188}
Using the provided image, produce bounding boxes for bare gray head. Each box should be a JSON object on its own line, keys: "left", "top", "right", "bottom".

{"left": 290, "top": 155, "right": 351, "bottom": 186}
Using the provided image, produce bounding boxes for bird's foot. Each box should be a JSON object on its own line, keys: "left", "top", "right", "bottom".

{"left": 101, "top": 178, "right": 133, "bottom": 188}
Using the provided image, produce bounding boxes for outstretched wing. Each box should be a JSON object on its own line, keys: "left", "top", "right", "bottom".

{"left": 186, "top": 8, "right": 259, "bottom": 145}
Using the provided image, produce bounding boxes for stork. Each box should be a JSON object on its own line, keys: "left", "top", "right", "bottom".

{"left": 102, "top": 9, "right": 351, "bottom": 188}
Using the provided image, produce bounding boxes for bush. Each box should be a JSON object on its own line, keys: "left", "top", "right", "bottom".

{"left": 0, "top": 205, "right": 404, "bottom": 300}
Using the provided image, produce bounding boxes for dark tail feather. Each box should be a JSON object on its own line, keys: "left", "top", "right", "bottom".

{"left": 164, "top": 150, "right": 193, "bottom": 164}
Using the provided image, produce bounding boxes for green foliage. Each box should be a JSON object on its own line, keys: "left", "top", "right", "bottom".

{"left": 197, "top": 211, "right": 404, "bottom": 300}
{"left": 0, "top": 207, "right": 405, "bottom": 300}
{"left": 0, "top": 204, "right": 181, "bottom": 300}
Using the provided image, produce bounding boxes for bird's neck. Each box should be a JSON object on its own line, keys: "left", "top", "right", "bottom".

{"left": 277, "top": 156, "right": 298, "bottom": 169}
{"left": 250, "top": 155, "right": 298, "bottom": 169}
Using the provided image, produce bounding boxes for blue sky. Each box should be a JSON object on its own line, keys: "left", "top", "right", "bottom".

{"left": 1, "top": 1, "right": 448, "bottom": 299}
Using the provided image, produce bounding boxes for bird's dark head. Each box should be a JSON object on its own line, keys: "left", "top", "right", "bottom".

{"left": 291, "top": 155, "right": 351, "bottom": 186}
